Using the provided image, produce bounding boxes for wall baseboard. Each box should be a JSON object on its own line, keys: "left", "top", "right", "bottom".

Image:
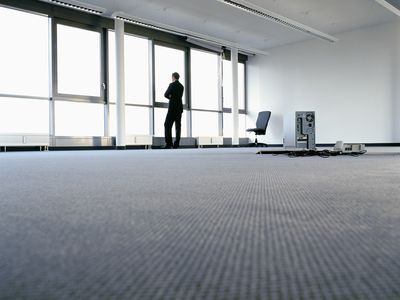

{"left": 2, "top": 143, "right": 400, "bottom": 152}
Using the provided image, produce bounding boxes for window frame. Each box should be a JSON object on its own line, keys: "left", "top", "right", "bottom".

{"left": 107, "top": 30, "right": 153, "bottom": 107}
{"left": 152, "top": 41, "right": 189, "bottom": 110}
{"left": 190, "top": 47, "right": 222, "bottom": 113}
{"left": 0, "top": 4, "right": 50, "bottom": 100}
{"left": 51, "top": 18, "right": 107, "bottom": 104}
{"left": 222, "top": 59, "right": 247, "bottom": 115}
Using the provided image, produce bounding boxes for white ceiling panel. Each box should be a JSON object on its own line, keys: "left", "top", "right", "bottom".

{"left": 66, "top": 0, "right": 397, "bottom": 52}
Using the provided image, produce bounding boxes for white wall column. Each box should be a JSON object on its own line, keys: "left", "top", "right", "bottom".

{"left": 115, "top": 18, "right": 126, "bottom": 147}
{"left": 394, "top": 21, "right": 400, "bottom": 142}
{"left": 231, "top": 47, "right": 239, "bottom": 145}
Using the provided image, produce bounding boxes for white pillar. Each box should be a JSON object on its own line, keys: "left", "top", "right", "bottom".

{"left": 115, "top": 19, "right": 126, "bottom": 147}
{"left": 394, "top": 22, "right": 400, "bottom": 142}
{"left": 231, "top": 48, "right": 239, "bottom": 145}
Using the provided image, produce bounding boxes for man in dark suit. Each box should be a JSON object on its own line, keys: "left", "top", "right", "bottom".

{"left": 164, "top": 72, "right": 184, "bottom": 149}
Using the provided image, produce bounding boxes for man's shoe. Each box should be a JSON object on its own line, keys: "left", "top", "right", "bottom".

{"left": 173, "top": 145, "right": 179, "bottom": 149}
{"left": 163, "top": 145, "right": 173, "bottom": 149}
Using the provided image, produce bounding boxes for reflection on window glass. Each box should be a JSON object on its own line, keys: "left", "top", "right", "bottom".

{"left": 55, "top": 101, "right": 104, "bottom": 136}
{"left": 57, "top": 24, "right": 101, "bottom": 97}
{"left": 154, "top": 45, "right": 185, "bottom": 103}
{"left": 223, "top": 60, "right": 245, "bottom": 110}
{"left": 192, "top": 111, "right": 219, "bottom": 137}
{"left": 0, "top": 7, "right": 49, "bottom": 97}
{"left": 108, "top": 32, "right": 150, "bottom": 104}
{"left": 191, "top": 49, "right": 219, "bottom": 110}
{"left": 0, "top": 98, "right": 48, "bottom": 134}
{"left": 109, "top": 105, "right": 150, "bottom": 135}
{"left": 223, "top": 113, "right": 247, "bottom": 137}
{"left": 154, "top": 108, "right": 187, "bottom": 137}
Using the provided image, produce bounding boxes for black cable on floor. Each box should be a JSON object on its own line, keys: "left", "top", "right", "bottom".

{"left": 258, "top": 149, "right": 367, "bottom": 158}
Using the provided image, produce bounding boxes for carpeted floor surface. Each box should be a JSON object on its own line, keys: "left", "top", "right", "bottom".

{"left": 0, "top": 148, "right": 399, "bottom": 300}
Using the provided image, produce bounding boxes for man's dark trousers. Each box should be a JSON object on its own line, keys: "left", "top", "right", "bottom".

{"left": 164, "top": 110, "right": 182, "bottom": 148}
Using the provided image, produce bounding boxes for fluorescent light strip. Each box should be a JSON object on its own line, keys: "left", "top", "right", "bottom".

{"left": 44, "top": 0, "right": 103, "bottom": 14}
{"left": 217, "top": 0, "right": 338, "bottom": 43}
{"left": 375, "top": 0, "right": 400, "bottom": 16}
{"left": 114, "top": 14, "right": 269, "bottom": 56}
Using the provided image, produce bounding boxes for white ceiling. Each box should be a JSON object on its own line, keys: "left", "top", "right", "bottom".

{"left": 77, "top": 0, "right": 396, "bottom": 51}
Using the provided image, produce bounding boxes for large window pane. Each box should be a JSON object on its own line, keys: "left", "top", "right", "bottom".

{"left": 223, "top": 60, "right": 245, "bottom": 110}
{"left": 191, "top": 49, "right": 219, "bottom": 110}
{"left": 109, "top": 105, "right": 150, "bottom": 135}
{"left": 57, "top": 24, "right": 101, "bottom": 97}
{"left": 223, "top": 113, "right": 247, "bottom": 137}
{"left": 108, "top": 32, "right": 150, "bottom": 105}
{"left": 192, "top": 111, "right": 219, "bottom": 137}
{"left": 55, "top": 101, "right": 104, "bottom": 136}
{"left": 154, "top": 108, "right": 187, "bottom": 137}
{"left": 155, "top": 45, "right": 185, "bottom": 103}
{"left": 0, "top": 7, "right": 49, "bottom": 97}
{"left": 0, "top": 98, "right": 48, "bottom": 134}
{"left": 238, "top": 63, "right": 245, "bottom": 110}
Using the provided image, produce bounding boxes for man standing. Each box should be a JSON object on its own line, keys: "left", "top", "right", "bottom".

{"left": 164, "top": 72, "right": 184, "bottom": 149}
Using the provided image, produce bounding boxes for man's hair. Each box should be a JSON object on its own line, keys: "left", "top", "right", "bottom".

{"left": 172, "top": 72, "right": 180, "bottom": 80}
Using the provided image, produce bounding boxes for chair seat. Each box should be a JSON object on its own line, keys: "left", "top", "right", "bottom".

{"left": 246, "top": 128, "right": 265, "bottom": 135}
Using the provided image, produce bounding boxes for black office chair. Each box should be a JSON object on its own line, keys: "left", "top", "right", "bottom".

{"left": 246, "top": 111, "right": 271, "bottom": 147}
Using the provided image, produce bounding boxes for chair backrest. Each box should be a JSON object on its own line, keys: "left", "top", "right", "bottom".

{"left": 256, "top": 111, "right": 271, "bottom": 133}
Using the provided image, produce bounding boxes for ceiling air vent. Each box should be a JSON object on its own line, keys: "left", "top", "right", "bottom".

{"left": 375, "top": 0, "right": 400, "bottom": 16}
{"left": 40, "top": 0, "right": 105, "bottom": 15}
{"left": 216, "top": 0, "right": 338, "bottom": 43}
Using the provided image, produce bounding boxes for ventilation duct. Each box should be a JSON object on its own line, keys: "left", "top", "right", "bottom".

{"left": 216, "top": 0, "right": 338, "bottom": 43}
{"left": 115, "top": 15, "right": 186, "bottom": 37}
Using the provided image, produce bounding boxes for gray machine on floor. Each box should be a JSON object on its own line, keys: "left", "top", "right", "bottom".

{"left": 284, "top": 111, "right": 316, "bottom": 150}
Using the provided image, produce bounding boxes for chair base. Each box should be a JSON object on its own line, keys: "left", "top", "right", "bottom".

{"left": 248, "top": 136, "right": 268, "bottom": 147}
{"left": 248, "top": 142, "right": 268, "bottom": 147}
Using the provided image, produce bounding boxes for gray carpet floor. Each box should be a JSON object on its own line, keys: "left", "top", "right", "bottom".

{"left": 0, "top": 148, "right": 399, "bottom": 300}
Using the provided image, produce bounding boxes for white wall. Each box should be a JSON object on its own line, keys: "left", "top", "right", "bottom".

{"left": 247, "top": 21, "right": 400, "bottom": 144}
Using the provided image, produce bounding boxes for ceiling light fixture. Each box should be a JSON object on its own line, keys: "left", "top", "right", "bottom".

{"left": 375, "top": 0, "right": 400, "bottom": 16}
{"left": 216, "top": 0, "right": 338, "bottom": 43}
{"left": 39, "top": 0, "right": 104, "bottom": 15}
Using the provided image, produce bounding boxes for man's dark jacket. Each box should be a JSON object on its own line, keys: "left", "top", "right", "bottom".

{"left": 164, "top": 80, "right": 184, "bottom": 113}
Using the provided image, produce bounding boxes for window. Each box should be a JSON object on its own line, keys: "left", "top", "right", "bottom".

{"left": 191, "top": 111, "right": 219, "bottom": 137}
{"left": 190, "top": 49, "right": 220, "bottom": 110}
{"left": 55, "top": 101, "right": 104, "bottom": 136}
{"left": 222, "top": 60, "right": 245, "bottom": 110}
{"left": 109, "top": 105, "right": 150, "bottom": 136}
{"left": 238, "top": 63, "right": 245, "bottom": 110}
{"left": 108, "top": 32, "right": 150, "bottom": 105}
{"left": 0, "top": 98, "right": 48, "bottom": 134}
{"left": 56, "top": 24, "right": 101, "bottom": 97}
{"left": 154, "top": 108, "right": 187, "bottom": 137}
{"left": 154, "top": 45, "right": 185, "bottom": 104}
{"left": 0, "top": 7, "right": 49, "bottom": 97}
{"left": 223, "top": 113, "right": 247, "bottom": 137}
